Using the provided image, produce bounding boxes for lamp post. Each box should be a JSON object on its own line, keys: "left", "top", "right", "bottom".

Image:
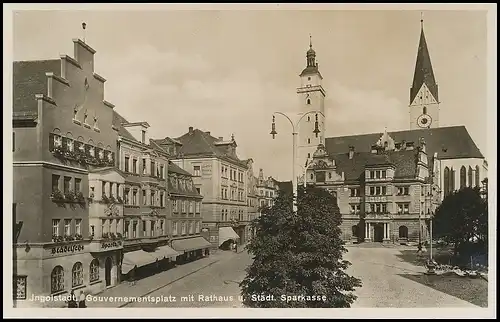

{"left": 270, "top": 111, "right": 325, "bottom": 212}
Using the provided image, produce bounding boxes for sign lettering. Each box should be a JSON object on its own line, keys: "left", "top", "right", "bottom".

{"left": 51, "top": 244, "right": 84, "bottom": 255}
{"left": 101, "top": 241, "right": 122, "bottom": 249}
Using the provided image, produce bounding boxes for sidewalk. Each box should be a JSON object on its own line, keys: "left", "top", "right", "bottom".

{"left": 86, "top": 250, "right": 235, "bottom": 308}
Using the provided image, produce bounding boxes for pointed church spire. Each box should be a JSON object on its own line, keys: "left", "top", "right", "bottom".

{"left": 410, "top": 15, "right": 438, "bottom": 104}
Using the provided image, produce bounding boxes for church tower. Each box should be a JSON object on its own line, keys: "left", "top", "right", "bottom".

{"left": 297, "top": 36, "right": 326, "bottom": 170}
{"left": 409, "top": 17, "right": 440, "bottom": 130}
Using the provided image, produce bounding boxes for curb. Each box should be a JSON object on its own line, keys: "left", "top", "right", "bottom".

{"left": 118, "top": 259, "right": 221, "bottom": 308}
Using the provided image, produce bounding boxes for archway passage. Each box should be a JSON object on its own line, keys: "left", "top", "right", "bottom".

{"left": 373, "top": 224, "right": 384, "bottom": 243}
{"left": 105, "top": 257, "right": 112, "bottom": 287}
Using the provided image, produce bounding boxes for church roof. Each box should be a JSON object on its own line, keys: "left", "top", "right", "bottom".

{"left": 299, "top": 65, "right": 322, "bottom": 78}
{"left": 410, "top": 25, "right": 438, "bottom": 104}
{"left": 325, "top": 126, "right": 484, "bottom": 161}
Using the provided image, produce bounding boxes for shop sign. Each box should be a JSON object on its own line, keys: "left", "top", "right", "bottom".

{"left": 101, "top": 240, "right": 123, "bottom": 250}
{"left": 50, "top": 244, "right": 85, "bottom": 255}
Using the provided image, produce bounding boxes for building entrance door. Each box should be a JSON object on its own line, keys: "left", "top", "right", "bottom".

{"left": 105, "top": 257, "right": 112, "bottom": 287}
{"left": 373, "top": 224, "right": 384, "bottom": 243}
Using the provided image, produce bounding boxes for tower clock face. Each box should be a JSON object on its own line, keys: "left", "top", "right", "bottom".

{"left": 417, "top": 114, "right": 432, "bottom": 128}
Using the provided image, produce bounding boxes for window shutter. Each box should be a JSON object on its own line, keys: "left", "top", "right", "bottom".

{"left": 49, "top": 133, "right": 55, "bottom": 151}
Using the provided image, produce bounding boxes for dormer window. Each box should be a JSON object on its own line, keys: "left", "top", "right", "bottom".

{"left": 99, "top": 149, "right": 104, "bottom": 160}
{"left": 54, "top": 135, "right": 62, "bottom": 148}
{"left": 83, "top": 112, "right": 88, "bottom": 125}
{"left": 73, "top": 108, "right": 78, "bottom": 120}
{"left": 89, "top": 146, "right": 95, "bottom": 157}
{"left": 67, "top": 139, "right": 74, "bottom": 152}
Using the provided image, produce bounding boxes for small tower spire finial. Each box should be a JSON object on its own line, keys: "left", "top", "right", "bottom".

{"left": 420, "top": 12, "right": 424, "bottom": 29}
{"left": 82, "top": 22, "right": 87, "bottom": 43}
{"left": 309, "top": 34, "right": 312, "bottom": 49}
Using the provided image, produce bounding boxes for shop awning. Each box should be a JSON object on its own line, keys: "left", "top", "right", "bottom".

{"left": 121, "top": 250, "right": 159, "bottom": 274}
{"left": 172, "top": 237, "right": 212, "bottom": 253}
{"left": 218, "top": 227, "right": 240, "bottom": 246}
{"left": 157, "top": 245, "right": 180, "bottom": 260}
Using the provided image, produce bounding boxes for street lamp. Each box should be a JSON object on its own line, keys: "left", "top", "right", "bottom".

{"left": 270, "top": 111, "right": 325, "bottom": 212}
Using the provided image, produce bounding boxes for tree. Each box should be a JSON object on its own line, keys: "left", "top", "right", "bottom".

{"left": 434, "top": 186, "right": 487, "bottom": 259}
{"left": 240, "top": 185, "right": 362, "bottom": 308}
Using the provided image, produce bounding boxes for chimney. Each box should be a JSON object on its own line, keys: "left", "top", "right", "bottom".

{"left": 218, "top": 137, "right": 223, "bottom": 141}
{"left": 348, "top": 146, "right": 355, "bottom": 159}
{"left": 188, "top": 126, "right": 194, "bottom": 134}
{"left": 205, "top": 131, "right": 211, "bottom": 136}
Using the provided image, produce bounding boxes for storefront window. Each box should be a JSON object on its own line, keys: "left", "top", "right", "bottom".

{"left": 51, "top": 266, "right": 64, "bottom": 294}
{"left": 89, "top": 259, "right": 99, "bottom": 282}
{"left": 72, "top": 262, "right": 84, "bottom": 287}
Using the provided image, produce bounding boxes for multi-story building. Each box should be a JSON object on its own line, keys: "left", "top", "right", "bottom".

{"left": 154, "top": 127, "right": 247, "bottom": 249}
{"left": 244, "top": 159, "right": 259, "bottom": 239}
{"left": 167, "top": 161, "right": 210, "bottom": 262}
{"left": 256, "top": 169, "right": 279, "bottom": 209}
{"left": 13, "top": 38, "right": 123, "bottom": 306}
{"left": 112, "top": 112, "right": 181, "bottom": 281}
{"left": 301, "top": 19, "right": 487, "bottom": 245}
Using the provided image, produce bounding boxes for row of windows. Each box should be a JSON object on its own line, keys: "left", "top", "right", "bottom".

{"left": 443, "top": 165, "right": 481, "bottom": 197}
{"left": 260, "top": 199, "right": 273, "bottom": 208}
{"left": 348, "top": 186, "right": 410, "bottom": 197}
{"left": 220, "top": 209, "right": 246, "bottom": 222}
{"left": 123, "top": 156, "right": 165, "bottom": 179}
{"left": 52, "top": 175, "right": 82, "bottom": 195}
{"left": 169, "top": 176, "right": 194, "bottom": 192}
{"left": 123, "top": 188, "right": 166, "bottom": 208}
{"left": 47, "top": 260, "right": 100, "bottom": 295}
{"left": 368, "top": 170, "right": 387, "bottom": 180}
{"left": 123, "top": 219, "right": 166, "bottom": 238}
{"left": 221, "top": 166, "right": 244, "bottom": 183}
{"left": 50, "top": 133, "right": 115, "bottom": 164}
{"left": 52, "top": 219, "right": 83, "bottom": 236}
{"left": 220, "top": 188, "right": 245, "bottom": 201}
{"left": 171, "top": 221, "right": 201, "bottom": 236}
{"left": 259, "top": 190, "right": 274, "bottom": 198}
{"left": 172, "top": 199, "right": 201, "bottom": 214}
{"left": 350, "top": 203, "right": 410, "bottom": 214}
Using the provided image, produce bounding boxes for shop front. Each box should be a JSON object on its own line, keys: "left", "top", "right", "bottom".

{"left": 171, "top": 236, "right": 212, "bottom": 264}
{"left": 120, "top": 243, "right": 179, "bottom": 281}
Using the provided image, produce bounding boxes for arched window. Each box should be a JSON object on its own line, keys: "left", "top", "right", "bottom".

{"left": 449, "top": 167, "right": 455, "bottom": 193}
{"left": 72, "top": 262, "right": 84, "bottom": 287}
{"left": 460, "top": 166, "right": 466, "bottom": 189}
{"left": 51, "top": 266, "right": 64, "bottom": 294}
{"left": 90, "top": 259, "right": 99, "bottom": 282}
{"left": 306, "top": 99, "right": 311, "bottom": 105}
{"left": 399, "top": 226, "right": 408, "bottom": 239}
{"left": 468, "top": 166, "right": 473, "bottom": 187}
{"left": 443, "top": 167, "right": 450, "bottom": 197}
{"left": 307, "top": 138, "right": 311, "bottom": 144}
{"left": 475, "top": 165, "right": 480, "bottom": 187}
{"left": 351, "top": 225, "right": 358, "bottom": 238}
{"left": 307, "top": 116, "right": 310, "bottom": 122}
{"left": 423, "top": 106, "right": 427, "bottom": 114}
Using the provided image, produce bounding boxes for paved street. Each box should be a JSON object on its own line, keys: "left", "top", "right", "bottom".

{"left": 124, "top": 250, "right": 252, "bottom": 308}
{"left": 344, "top": 245, "right": 479, "bottom": 308}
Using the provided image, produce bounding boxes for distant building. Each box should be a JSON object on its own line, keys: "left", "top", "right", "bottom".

{"left": 154, "top": 127, "right": 248, "bottom": 249}
{"left": 256, "top": 169, "right": 279, "bottom": 209}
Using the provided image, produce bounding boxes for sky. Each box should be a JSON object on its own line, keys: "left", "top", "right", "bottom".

{"left": 11, "top": 8, "right": 490, "bottom": 181}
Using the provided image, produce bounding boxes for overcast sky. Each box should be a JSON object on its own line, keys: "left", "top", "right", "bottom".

{"left": 12, "top": 9, "right": 489, "bottom": 180}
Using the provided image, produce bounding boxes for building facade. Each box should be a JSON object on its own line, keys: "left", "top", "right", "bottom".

{"left": 154, "top": 127, "right": 248, "bottom": 250}
{"left": 167, "top": 162, "right": 211, "bottom": 262}
{"left": 256, "top": 169, "right": 279, "bottom": 209}
{"left": 13, "top": 38, "right": 122, "bottom": 307}
{"left": 245, "top": 159, "right": 259, "bottom": 239}
{"left": 112, "top": 114, "right": 181, "bottom": 282}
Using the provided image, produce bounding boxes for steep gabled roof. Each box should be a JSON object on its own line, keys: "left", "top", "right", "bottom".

{"left": 112, "top": 111, "right": 136, "bottom": 141}
{"left": 331, "top": 150, "right": 418, "bottom": 182}
{"left": 13, "top": 60, "right": 61, "bottom": 116}
{"left": 174, "top": 128, "right": 247, "bottom": 167}
{"left": 325, "top": 126, "right": 484, "bottom": 160}
{"left": 410, "top": 25, "right": 438, "bottom": 103}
